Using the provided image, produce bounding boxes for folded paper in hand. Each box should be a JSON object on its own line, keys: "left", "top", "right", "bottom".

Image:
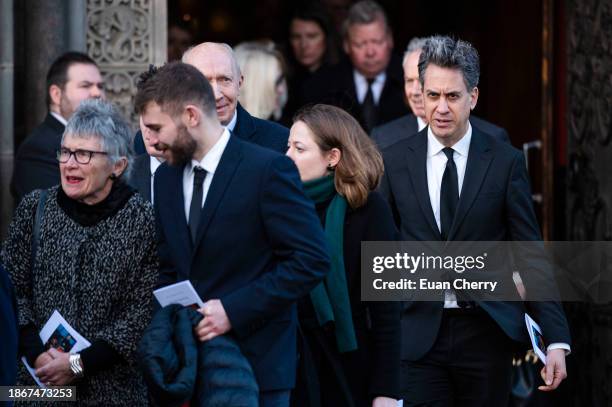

{"left": 153, "top": 280, "right": 205, "bottom": 309}
{"left": 525, "top": 313, "right": 547, "bottom": 364}
{"left": 22, "top": 310, "right": 91, "bottom": 388}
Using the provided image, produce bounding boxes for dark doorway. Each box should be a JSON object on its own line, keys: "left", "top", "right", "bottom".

{"left": 169, "top": 0, "right": 545, "bottom": 148}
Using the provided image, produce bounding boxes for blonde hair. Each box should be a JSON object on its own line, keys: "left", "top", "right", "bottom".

{"left": 294, "top": 104, "right": 384, "bottom": 208}
{"left": 234, "top": 41, "right": 287, "bottom": 120}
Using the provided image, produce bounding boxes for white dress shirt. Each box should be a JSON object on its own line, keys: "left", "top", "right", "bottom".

{"left": 149, "top": 156, "right": 163, "bottom": 203}
{"left": 427, "top": 124, "right": 471, "bottom": 308}
{"left": 226, "top": 110, "right": 238, "bottom": 132}
{"left": 417, "top": 116, "right": 427, "bottom": 132}
{"left": 50, "top": 111, "right": 68, "bottom": 126}
{"left": 353, "top": 70, "right": 386, "bottom": 105}
{"left": 182, "top": 128, "right": 231, "bottom": 221}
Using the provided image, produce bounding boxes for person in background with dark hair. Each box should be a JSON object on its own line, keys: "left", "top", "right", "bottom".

{"left": 282, "top": 4, "right": 341, "bottom": 123}
{"left": 12, "top": 51, "right": 104, "bottom": 203}
{"left": 286, "top": 104, "right": 400, "bottom": 407}
{"left": 0, "top": 263, "right": 18, "bottom": 392}
{"left": 303, "top": 0, "right": 408, "bottom": 133}
{"left": 168, "top": 23, "right": 193, "bottom": 62}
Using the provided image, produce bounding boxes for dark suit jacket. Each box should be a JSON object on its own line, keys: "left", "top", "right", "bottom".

{"left": 379, "top": 127, "right": 570, "bottom": 361}
{"left": 128, "top": 154, "right": 152, "bottom": 202}
{"left": 133, "top": 104, "right": 289, "bottom": 155}
{"left": 372, "top": 113, "right": 510, "bottom": 150}
{"left": 302, "top": 55, "right": 409, "bottom": 131}
{"left": 154, "top": 136, "right": 330, "bottom": 391}
{"left": 11, "top": 113, "right": 65, "bottom": 203}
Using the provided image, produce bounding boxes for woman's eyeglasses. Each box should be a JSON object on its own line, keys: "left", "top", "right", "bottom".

{"left": 57, "top": 148, "right": 108, "bottom": 164}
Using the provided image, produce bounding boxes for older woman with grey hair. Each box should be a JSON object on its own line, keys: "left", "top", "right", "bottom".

{"left": 2, "top": 99, "right": 158, "bottom": 405}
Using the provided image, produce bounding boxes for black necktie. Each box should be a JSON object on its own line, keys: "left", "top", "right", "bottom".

{"left": 188, "top": 167, "right": 207, "bottom": 243}
{"left": 439, "top": 148, "right": 472, "bottom": 307}
{"left": 361, "top": 78, "right": 377, "bottom": 133}
{"left": 440, "top": 147, "right": 458, "bottom": 241}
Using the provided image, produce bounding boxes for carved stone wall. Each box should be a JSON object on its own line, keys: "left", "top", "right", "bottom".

{"left": 566, "top": 0, "right": 612, "bottom": 405}
{"left": 87, "top": 0, "right": 166, "bottom": 127}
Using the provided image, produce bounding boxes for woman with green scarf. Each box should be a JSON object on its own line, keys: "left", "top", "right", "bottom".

{"left": 286, "top": 104, "right": 400, "bottom": 407}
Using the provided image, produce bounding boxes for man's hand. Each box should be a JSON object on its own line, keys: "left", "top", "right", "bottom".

{"left": 372, "top": 396, "right": 397, "bottom": 407}
{"left": 194, "top": 299, "right": 232, "bottom": 342}
{"left": 35, "top": 348, "right": 75, "bottom": 386}
{"left": 539, "top": 348, "right": 567, "bottom": 391}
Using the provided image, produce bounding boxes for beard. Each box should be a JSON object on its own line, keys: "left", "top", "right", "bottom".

{"left": 59, "top": 92, "right": 76, "bottom": 120}
{"left": 163, "top": 124, "right": 197, "bottom": 166}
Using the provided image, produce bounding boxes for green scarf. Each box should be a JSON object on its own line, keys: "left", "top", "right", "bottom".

{"left": 303, "top": 175, "right": 357, "bottom": 353}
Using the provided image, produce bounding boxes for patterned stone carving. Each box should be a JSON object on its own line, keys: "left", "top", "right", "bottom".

{"left": 567, "top": 0, "right": 612, "bottom": 405}
{"left": 567, "top": 0, "right": 612, "bottom": 241}
{"left": 86, "top": 0, "right": 166, "bottom": 127}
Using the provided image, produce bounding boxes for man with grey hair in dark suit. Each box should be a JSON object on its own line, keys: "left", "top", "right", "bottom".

{"left": 380, "top": 35, "right": 570, "bottom": 406}
{"left": 372, "top": 37, "right": 509, "bottom": 150}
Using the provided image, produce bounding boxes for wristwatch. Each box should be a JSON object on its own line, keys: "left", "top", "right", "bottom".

{"left": 69, "top": 353, "right": 84, "bottom": 378}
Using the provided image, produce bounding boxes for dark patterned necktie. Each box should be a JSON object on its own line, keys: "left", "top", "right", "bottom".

{"left": 361, "top": 78, "right": 377, "bottom": 133}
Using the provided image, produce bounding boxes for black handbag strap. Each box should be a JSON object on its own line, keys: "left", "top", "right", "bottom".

{"left": 30, "top": 189, "right": 48, "bottom": 268}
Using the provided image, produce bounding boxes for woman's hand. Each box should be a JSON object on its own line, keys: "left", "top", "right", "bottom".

{"left": 35, "top": 348, "right": 75, "bottom": 386}
{"left": 372, "top": 396, "right": 397, "bottom": 407}
{"left": 33, "top": 351, "right": 54, "bottom": 369}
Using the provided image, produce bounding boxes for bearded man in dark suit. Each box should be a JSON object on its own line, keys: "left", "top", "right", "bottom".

{"left": 136, "top": 62, "right": 329, "bottom": 407}
{"left": 133, "top": 42, "right": 288, "bottom": 155}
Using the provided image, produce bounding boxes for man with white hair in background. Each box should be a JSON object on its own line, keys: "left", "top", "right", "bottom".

{"left": 133, "top": 42, "right": 288, "bottom": 156}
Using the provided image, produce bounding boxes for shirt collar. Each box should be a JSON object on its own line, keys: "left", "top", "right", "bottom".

{"left": 186, "top": 128, "right": 231, "bottom": 176}
{"left": 225, "top": 110, "right": 238, "bottom": 132}
{"left": 353, "top": 69, "right": 386, "bottom": 89}
{"left": 416, "top": 116, "right": 427, "bottom": 131}
{"left": 149, "top": 156, "right": 163, "bottom": 175}
{"left": 427, "top": 121, "right": 472, "bottom": 158}
{"left": 50, "top": 111, "right": 68, "bottom": 126}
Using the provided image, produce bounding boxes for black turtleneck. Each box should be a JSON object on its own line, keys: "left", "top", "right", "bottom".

{"left": 57, "top": 180, "right": 135, "bottom": 227}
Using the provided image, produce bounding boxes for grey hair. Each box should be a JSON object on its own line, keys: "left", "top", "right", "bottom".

{"left": 418, "top": 35, "right": 480, "bottom": 90}
{"left": 342, "top": 0, "right": 390, "bottom": 39}
{"left": 402, "top": 37, "right": 428, "bottom": 66}
{"left": 62, "top": 99, "right": 133, "bottom": 179}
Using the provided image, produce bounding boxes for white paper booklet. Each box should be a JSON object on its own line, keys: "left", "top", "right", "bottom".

{"left": 153, "top": 280, "right": 205, "bottom": 309}
{"left": 525, "top": 313, "right": 547, "bottom": 364}
{"left": 22, "top": 310, "right": 91, "bottom": 387}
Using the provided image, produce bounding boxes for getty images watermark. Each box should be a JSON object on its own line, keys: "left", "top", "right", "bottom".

{"left": 361, "top": 241, "right": 612, "bottom": 303}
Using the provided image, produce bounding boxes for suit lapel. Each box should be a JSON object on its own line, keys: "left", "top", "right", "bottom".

{"left": 233, "top": 104, "right": 256, "bottom": 142}
{"left": 136, "top": 156, "right": 152, "bottom": 201}
{"left": 160, "top": 163, "right": 192, "bottom": 257}
{"left": 406, "top": 131, "right": 441, "bottom": 239}
{"left": 448, "top": 129, "right": 493, "bottom": 240}
{"left": 405, "top": 114, "right": 418, "bottom": 135}
{"left": 193, "top": 136, "right": 242, "bottom": 249}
